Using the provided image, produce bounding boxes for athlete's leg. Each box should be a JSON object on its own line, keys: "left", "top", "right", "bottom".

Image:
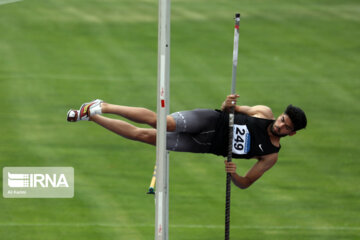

{"left": 67, "top": 100, "right": 176, "bottom": 131}
{"left": 90, "top": 114, "right": 212, "bottom": 152}
{"left": 69, "top": 104, "right": 219, "bottom": 152}
{"left": 101, "top": 103, "right": 176, "bottom": 131}
{"left": 90, "top": 115, "right": 157, "bottom": 145}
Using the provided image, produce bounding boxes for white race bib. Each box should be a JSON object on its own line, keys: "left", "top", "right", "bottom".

{"left": 232, "top": 124, "right": 251, "bottom": 155}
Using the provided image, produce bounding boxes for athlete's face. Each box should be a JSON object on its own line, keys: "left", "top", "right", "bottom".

{"left": 271, "top": 114, "right": 296, "bottom": 137}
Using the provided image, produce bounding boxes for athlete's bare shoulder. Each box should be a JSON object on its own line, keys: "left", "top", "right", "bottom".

{"left": 251, "top": 105, "right": 274, "bottom": 120}
{"left": 235, "top": 105, "right": 274, "bottom": 120}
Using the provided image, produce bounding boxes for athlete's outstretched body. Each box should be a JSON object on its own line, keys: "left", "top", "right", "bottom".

{"left": 67, "top": 95, "right": 307, "bottom": 189}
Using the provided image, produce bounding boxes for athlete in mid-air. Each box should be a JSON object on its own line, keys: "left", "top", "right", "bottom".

{"left": 67, "top": 94, "right": 307, "bottom": 189}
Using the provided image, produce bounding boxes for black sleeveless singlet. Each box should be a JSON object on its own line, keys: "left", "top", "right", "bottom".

{"left": 210, "top": 111, "right": 280, "bottom": 159}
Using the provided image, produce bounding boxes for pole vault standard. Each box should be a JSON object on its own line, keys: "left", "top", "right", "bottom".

{"left": 155, "top": 0, "right": 170, "bottom": 239}
{"left": 225, "top": 13, "right": 240, "bottom": 240}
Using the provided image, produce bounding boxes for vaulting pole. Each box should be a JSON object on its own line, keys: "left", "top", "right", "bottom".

{"left": 225, "top": 13, "right": 240, "bottom": 240}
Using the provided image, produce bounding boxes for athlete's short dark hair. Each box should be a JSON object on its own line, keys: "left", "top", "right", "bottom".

{"left": 285, "top": 105, "right": 307, "bottom": 131}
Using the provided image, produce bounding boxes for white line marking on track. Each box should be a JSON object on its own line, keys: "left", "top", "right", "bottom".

{"left": 0, "top": 223, "right": 359, "bottom": 231}
{"left": 0, "top": 0, "right": 22, "bottom": 6}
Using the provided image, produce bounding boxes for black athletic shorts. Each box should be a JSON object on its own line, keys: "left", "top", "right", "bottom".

{"left": 166, "top": 109, "right": 220, "bottom": 153}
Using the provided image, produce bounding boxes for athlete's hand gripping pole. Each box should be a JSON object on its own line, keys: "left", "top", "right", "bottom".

{"left": 225, "top": 13, "right": 240, "bottom": 240}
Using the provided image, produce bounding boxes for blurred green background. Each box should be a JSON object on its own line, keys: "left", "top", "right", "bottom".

{"left": 0, "top": 0, "right": 359, "bottom": 239}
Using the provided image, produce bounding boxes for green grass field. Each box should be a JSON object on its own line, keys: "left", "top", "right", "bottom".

{"left": 0, "top": 0, "right": 359, "bottom": 239}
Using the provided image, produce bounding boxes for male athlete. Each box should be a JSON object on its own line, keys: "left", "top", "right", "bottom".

{"left": 67, "top": 94, "right": 307, "bottom": 189}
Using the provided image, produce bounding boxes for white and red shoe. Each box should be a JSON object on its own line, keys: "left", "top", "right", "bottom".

{"left": 67, "top": 109, "right": 79, "bottom": 122}
{"left": 67, "top": 99, "right": 103, "bottom": 122}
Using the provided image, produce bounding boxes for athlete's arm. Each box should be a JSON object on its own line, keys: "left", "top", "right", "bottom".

{"left": 224, "top": 153, "right": 278, "bottom": 189}
{"left": 221, "top": 94, "right": 274, "bottom": 119}
{"left": 235, "top": 105, "right": 273, "bottom": 119}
